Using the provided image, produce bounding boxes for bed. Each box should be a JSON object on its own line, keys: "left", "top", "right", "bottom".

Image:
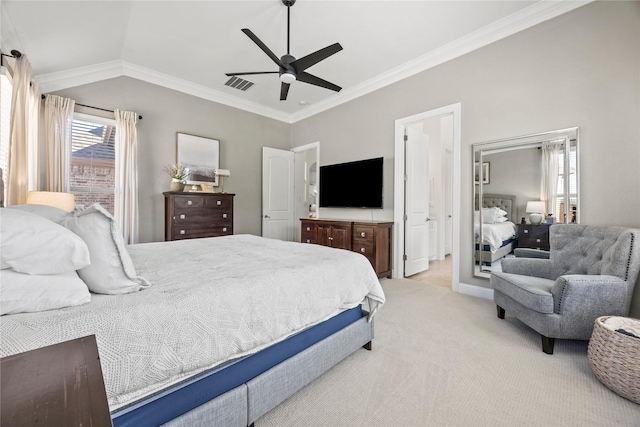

{"left": 474, "top": 193, "right": 517, "bottom": 265}
{"left": 0, "top": 203, "right": 385, "bottom": 427}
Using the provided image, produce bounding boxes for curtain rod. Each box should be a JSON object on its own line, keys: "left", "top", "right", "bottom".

{"left": 41, "top": 94, "right": 143, "bottom": 120}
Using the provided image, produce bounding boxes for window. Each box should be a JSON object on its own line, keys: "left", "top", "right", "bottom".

{"left": 0, "top": 67, "right": 12, "bottom": 203}
{"left": 555, "top": 145, "right": 577, "bottom": 223}
{"left": 69, "top": 113, "right": 116, "bottom": 213}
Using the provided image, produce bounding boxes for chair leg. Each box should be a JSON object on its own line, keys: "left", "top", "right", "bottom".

{"left": 496, "top": 305, "right": 505, "bottom": 319}
{"left": 541, "top": 335, "right": 555, "bottom": 354}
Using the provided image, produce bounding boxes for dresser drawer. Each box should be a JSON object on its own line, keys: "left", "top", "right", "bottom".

{"left": 301, "top": 222, "right": 317, "bottom": 243}
{"left": 173, "top": 225, "right": 232, "bottom": 239}
{"left": 205, "top": 196, "right": 233, "bottom": 209}
{"left": 173, "top": 196, "right": 205, "bottom": 209}
{"left": 353, "top": 241, "right": 375, "bottom": 257}
{"left": 173, "top": 209, "right": 232, "bottom": 223}
{"left": 353, "top": 225, "right": 375, "bottom": 243}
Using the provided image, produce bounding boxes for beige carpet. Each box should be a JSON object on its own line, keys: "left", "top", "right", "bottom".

{"left": 256, "top": 278, "right": 640, "bottom": 427}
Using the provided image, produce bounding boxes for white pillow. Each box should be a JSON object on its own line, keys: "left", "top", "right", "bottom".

{"left": 0, "top": 269, "right": 91, "bottom": 315}
{"left": 0, "top": 209, "right": 90, "bottom": 275}
{"left": 6, "top": 204, "right": 72, "bottom": 224}
{"left": 480, "top": 207, "right": 508, "bottom": 224}
{"left": 62, "top": 204, "right": 151, "bottom": 294}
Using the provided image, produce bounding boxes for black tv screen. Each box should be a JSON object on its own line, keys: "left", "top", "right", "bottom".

{"left": 319, "top": 157, "right": 383, "bottom": 208}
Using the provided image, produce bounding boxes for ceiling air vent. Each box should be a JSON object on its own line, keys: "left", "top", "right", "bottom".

{"left": 224, "top": 76, "right": 254, "bottom": 91}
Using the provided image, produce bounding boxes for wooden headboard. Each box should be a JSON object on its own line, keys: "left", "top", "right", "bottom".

{"left": 477, "top": 193, "right": 517, "bottom": 222}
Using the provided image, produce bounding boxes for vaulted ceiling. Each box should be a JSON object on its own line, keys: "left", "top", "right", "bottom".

{"left": 1, "top": 1, "right": 589, "bottom": 122}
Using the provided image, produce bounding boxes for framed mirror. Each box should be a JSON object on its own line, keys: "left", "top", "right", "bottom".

{"left": 472, "top": 128, "right": 579, "bottom": 278}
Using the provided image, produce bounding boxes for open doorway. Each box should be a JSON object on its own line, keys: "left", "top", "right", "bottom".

{"left": 292, "top": 142, "right": 320, "bottom": 241}
{"left": 393, "top": 104, "right": 461, "bottom": 292}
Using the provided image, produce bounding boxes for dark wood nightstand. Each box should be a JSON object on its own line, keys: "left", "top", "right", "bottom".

{"left": 517, "top": 224, "right": 551, "bottom": 251}
{"left": 1, "top": 335, "right": 112, "bottom": 427}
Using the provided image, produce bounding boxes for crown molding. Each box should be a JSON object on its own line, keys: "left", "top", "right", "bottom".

{"left": 33, "top": 0, "right": 591, "bottom": 125}
{"left": 36, "top": 60, "right": 293, "bottom": 123}
{"left": 290, "top": 0, "right": 592, "bottom": 122}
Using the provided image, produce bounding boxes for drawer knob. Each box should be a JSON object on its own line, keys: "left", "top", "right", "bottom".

{"left": 222, "top": 213, "right": 227, "bottom": 218}
{"left": 523, "top": 229, "right": 529, "bottom": 233}
{"left": 361, "top": 232, "right": 366, "bottom": 237}
{"left": 187, "top": 200, "right": 192, "bottom": 206}
{"left": 217, "top": 200, "right": 222, "bottom": 206}
{"left": 360, "top": 247, "right": 366, "bottom": 253}
{"left": 222, "top": 227, "right": 227, "bottom": 232}
{"left": 180, "top": 214, "right": 186, "bottom": 219}
{"left": 306, "top": 239, "right": 310, "bottom": 243}
{"left": 179, "top": 230, "right": 185, "bottom": 235}
{"left": 536, "top": 239, "right": 541, "bottom": 242}
{"left": 306, "top": 226, "right": 311, "bottom": 231}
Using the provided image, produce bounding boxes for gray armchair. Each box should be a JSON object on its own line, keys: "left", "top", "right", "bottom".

{"left": 491, "top": 224, "right": 640, "bottom": 354}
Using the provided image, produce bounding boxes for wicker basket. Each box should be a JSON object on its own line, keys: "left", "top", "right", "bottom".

{"left": 587, "top": 316, "right": 640, "bottom": 404}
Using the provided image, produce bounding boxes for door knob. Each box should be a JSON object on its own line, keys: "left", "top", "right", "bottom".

{"left": 264, "top": 214, "right": 270, "bottom": 218}
{"left": 426, "top": 217, "right": 431, "bottom": 222}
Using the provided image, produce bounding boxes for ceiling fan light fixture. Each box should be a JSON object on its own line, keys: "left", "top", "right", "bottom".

{"left": 280, "top": 72, "right": 296, "bottom": 84}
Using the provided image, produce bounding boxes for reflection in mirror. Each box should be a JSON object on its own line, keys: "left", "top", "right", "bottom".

{"left": 473, "top": 128, "right": 579, "bottom": 278}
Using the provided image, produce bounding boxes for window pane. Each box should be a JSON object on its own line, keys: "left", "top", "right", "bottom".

{"left": 70, "top": 116, "right": 116, "bottom": 214}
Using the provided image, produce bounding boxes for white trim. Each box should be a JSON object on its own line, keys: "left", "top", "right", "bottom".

{"left": 291, "top": 141, "right": 320, "bottom": 220}
{"left": 457, "top": 282, "right": 494, "bottom": 301}
{"left": 32, "top": 1, "right": 590, "bottom": 124}
{"left": 394, "top": 103, "right": 461, "bottom": 292}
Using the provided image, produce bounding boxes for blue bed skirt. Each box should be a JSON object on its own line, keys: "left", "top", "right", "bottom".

{"left": 111, "top": 306, "right": 364, "bottom": 427}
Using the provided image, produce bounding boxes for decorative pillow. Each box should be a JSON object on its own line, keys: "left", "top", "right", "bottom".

{"left": 0, "top": 209, "right": 90, "bottom": 274}
{"left": 477, "top": 207, "right": 509, "bottom": 224}
{"left": 0, "top": 269, "right": 91, "bottom": 315}
{"left": 6, "top": 204, "right": 72, "bottom": 224}
{"left": 62, "top": 204, "right": 151, "bottom": 294}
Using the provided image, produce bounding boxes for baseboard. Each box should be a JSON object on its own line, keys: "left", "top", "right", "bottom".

{"left": 457, "top": 282, "right": 494, "bottom": 300}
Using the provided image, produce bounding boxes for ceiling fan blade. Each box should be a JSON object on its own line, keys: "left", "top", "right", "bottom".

{"left": 297, "top": 72, "right": 342, "bottom": 92}
{"left": 280, "top": 82, "right": 290, "bottom": 101}
{"left": 225, "top": 71, "right": 278, "bottom": 76}
{"left": 241, "top": 29, "right": 285, "bottom": 68}
{"left": 292, "top": 43, "right": 343, "bottom": 72}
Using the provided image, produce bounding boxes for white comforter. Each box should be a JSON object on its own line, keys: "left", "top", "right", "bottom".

{"left": 0, "top": 235, "right": 385, "bottom": 408}
{"left": 475, "top": 221, "right": 517, "bottom": 253}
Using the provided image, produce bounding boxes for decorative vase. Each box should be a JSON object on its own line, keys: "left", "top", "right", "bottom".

{"left": 170, "top": 180, "right": 184, "bottom": 192}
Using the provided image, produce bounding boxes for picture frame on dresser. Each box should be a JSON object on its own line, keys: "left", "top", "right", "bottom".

{"left": 177, "top": 133, "right": 220, "bottom": 186}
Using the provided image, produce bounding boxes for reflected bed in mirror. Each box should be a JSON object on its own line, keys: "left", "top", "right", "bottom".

{"left": 472, "top": 128, "right": 579, "bottom": 278}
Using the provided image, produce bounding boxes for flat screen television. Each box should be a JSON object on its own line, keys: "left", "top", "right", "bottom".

{"left": 319, "top": 157, "right": 383, "bottom": 208}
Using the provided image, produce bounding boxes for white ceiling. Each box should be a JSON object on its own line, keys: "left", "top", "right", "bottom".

{"left": 1, "top": 1, "right": 589, "bottom": 122}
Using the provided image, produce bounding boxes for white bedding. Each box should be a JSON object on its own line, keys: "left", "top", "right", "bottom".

{"left": 475, "top": 221, "right": 517, "bottom": 253}
{"left": 0, "top": 234, "right": 385, "bottom": 409}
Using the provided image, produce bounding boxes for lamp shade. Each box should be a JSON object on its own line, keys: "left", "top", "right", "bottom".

{"left": 26, "top": 191, "right": 75, "bottom": 212}
{"left": 526, "top": 201, "right": 546, "bottom": 213}
{"left": 215, "top": 169, "right": 230, "bottom": 177}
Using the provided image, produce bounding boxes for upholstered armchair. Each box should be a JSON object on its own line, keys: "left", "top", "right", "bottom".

{"left": 491, "top": 224, "right": 640, "bottom": 354}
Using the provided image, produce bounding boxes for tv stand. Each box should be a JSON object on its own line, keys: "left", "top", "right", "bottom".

{"left": 300, "top": 218, "right": 393, "bottom": 278}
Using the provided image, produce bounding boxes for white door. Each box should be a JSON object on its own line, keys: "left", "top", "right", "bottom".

{"left": 404, "top": 124, "right": 430, "bottom": 276}
{"left": 443, "top": 148, "right": 453, "bottom": 255}
{"left": 262, "top": 147, "right": 295, "bottom": 240}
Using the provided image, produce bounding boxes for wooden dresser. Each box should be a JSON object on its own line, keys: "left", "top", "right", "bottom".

{"left": 301, "top": 218, "right": 393, "bottom": 278}
{"left": 164, "top": 192, "right": 234, "bottom": 241}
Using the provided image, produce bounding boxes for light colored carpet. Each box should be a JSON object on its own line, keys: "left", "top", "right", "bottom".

{"left": 256, "top": 278, "right": 640, "bottom": 426}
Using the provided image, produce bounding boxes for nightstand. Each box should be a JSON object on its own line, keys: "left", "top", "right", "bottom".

{"left": 517, "top": 224, "right": 550, "bottom": 251}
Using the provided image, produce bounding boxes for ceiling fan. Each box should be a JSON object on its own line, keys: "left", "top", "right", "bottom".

{"left": 226, "top": 0, "right": 343, "bottom": 101}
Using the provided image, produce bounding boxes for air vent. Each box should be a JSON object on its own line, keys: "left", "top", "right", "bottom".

{"left": 224, "top": 77, "right": 254, "bottom": 91}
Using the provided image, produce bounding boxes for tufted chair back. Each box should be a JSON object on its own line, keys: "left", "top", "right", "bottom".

{"left": 550, "top": 224, "right": 640, "bottom": 301}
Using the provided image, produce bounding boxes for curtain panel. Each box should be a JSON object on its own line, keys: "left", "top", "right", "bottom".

{"left": 541, "top": 141, "right": 563, "bottom": 218}
{"left": 44, "top": 94, "right": 75, "bottom": 192}
{"left": 114, "top": 109, "right": 139, "bottom": 244}
{"left": 7, "top": 55, "right": 40, "bottom": 205}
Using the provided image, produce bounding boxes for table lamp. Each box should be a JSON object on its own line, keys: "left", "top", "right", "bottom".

{"left": 215, "top": 169, "right": 230, "bottom": 194}
{"left": 26, "top": 191, "right": 75, "bottom": 212}
{"left": 526, "top": 201, "right": 546, "bottom": 225}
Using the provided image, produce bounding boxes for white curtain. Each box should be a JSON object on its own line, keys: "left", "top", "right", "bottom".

{"left": 44, "top": 94, "right": 75, "bottom": 192}
{"left": 7, "top": 54, "right": 40, "bottom": 205}
{"left": 541, "top": 141, "right": 563, "bottom": 218}
{"left": 114, "top": 109, "right": 139, "bottom": 244}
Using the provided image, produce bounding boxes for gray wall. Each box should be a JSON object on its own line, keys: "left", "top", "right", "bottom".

{"left": 51, "top": 2, "right": 640, "bottom": 315}
{"left": 290, "top": 2, "right": 640, "bottom": 314}
{"left": 483, "top": 147, "right": 541, "bottom": 222}
{"left": 54, "top": 77, "right": 291, "bottom": 243}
